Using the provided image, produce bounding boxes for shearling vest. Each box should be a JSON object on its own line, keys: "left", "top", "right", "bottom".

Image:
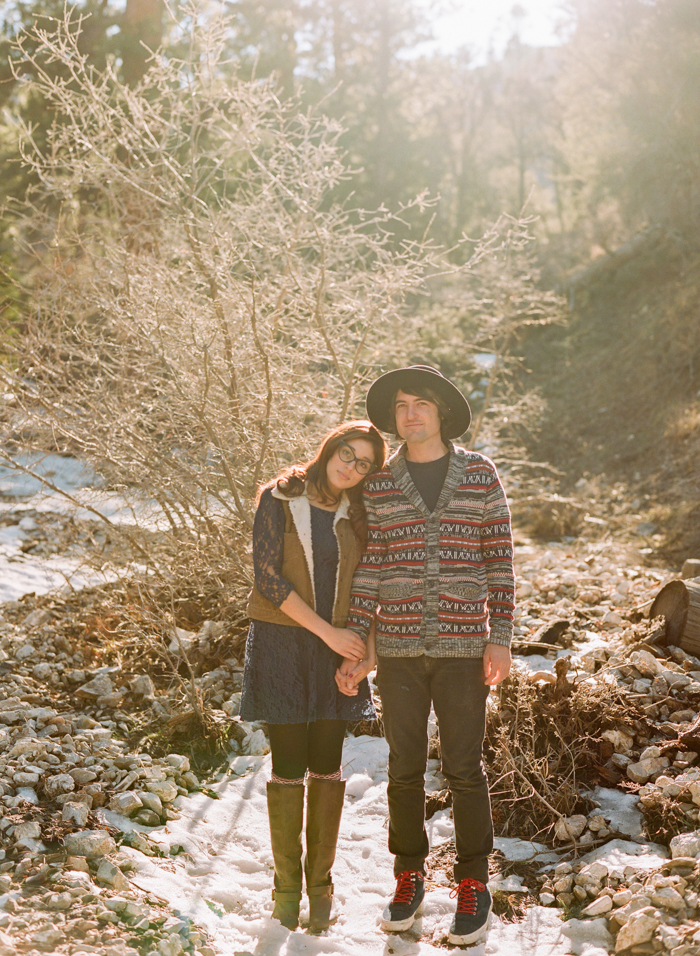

{"left": 246, "top": 487, "right": 364, "bottom": 629}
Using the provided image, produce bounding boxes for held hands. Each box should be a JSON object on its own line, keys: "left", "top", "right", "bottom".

{"left": 483, "top": 642, "right": 512, "bottom": 686}
{"left": 321, "top": 627, "right": 366, "bottom": 661}
{"left": 335, "top": 655, "right": 376, "bottom": 696}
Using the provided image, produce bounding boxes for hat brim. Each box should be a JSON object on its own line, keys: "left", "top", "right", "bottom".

{"left": 366, "top": 367, "right": 471, "bottom": 439}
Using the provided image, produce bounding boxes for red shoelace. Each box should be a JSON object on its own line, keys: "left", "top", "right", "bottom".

{"left": 450, "top": 878, "right": 486, "bottom": 915}
{"left": 392, "top": 871, "right": 423, "bottom": 904}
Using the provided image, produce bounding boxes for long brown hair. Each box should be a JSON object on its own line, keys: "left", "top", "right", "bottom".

{"left": 261, "top": 420, "right": 387, "bottom": 542}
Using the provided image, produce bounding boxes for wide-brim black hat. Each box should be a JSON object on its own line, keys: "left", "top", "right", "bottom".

{"left": 366, "top": 365, "right": 471, "bottom": 439}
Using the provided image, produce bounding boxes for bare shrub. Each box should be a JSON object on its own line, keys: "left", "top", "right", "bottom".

{"left": 485, "top": 662, "right": 646, "bottom": 842}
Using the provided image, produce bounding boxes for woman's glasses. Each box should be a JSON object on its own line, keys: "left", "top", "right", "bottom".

{"left": 338, "top": 440, "right": 376, "bottom": 476}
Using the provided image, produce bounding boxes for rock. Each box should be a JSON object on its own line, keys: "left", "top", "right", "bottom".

{"left": 539, "top": 891, "right": 556, "bottom": 905}
{"left": 62, "top": 801, "right": 90, "bottom": 826}
{"left": 24, "top": 608, "right": 51, "bottom": 628}
{"left": 164, "top": 754, "right": 190, "bottom": 772}
{"left": 615, "top": 907, "right": 660, "bottom": 952}
{"left": 582, "top": 895, "right": 613, "bottom": 916}
{"left": 14, "top": 821, "right": 42, "bottom": 842}
{"left": 601, "top": 728, "right": 635, "bottom": 753}
{"left": 96, "top": 859, "right": 129, "bottom": 892}
{"left": 138, "top": 791, "right": 163, "bottom": 814}
{"left": 32, "top": 662, "right": 52, "bottom": 680}
{"left": 167, "top": 628, "right": 196, "bottom": 658}
{"left": 554, "top": 814, "right": 587, "bottom": 841}
{"left": 69, "top": 767, "right": 98, "bottom": 785}
{"left": 105, "top": 896, "right": 128, "bottom": 912}
{"left": 110, "top": 792, "right": 144, "bottom": 815}
{"left": 649, "top": 884, "right": 685, "bottom": 911}
{"left": 66, "top": 855, "right": 90, "bottom": 872}
{"left": 222, "top": 693, "right": 241, "bottom": 717}
{"left": 44, "top": 773, "right": 76, "bottom": 798}
{"left": 75, "top": 674, "right": 114, "bottom": 699}
{"left": 670, "top": 831, "right": 700, "bottom": 859}
{"left": 627, "top": 756, "right": 669, "bottom": 784}
{"left": 31, "top": 926, "right": 64, "bottom": 951}
{"left": 9, "top": 736, "right": 46, "bottom": 757}
{"left": 15, "top": 643, "right": 36, "bottom": 661}
{"left": 241, "top": 728, "right": 269, "bottom": 756}
{"left": 64, "top": 829, "right": 117, "bottom": 859}
{"left": 157, "top": 934, "right": 183, "bottom": 956}
{"left": 13, "top": 770, "right": 40, "bottom": 785}
{"left": 146, "top": 779, "right": 178, "bottom": 803}
{"left": 629, "top": 650, "right": 660, "bottom": 678}
{"left": 682, "top": 558, "right": 700, "bottom": 579}
{"left": 129, "top": 674, "right": 155, "bottom": 698}
{"left": 133, "top": 808, "right": 161, "bottom": 826}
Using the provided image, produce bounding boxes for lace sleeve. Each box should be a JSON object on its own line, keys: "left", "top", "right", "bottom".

{"left": 252, "top": 487, "right": 295, "bottom": 608}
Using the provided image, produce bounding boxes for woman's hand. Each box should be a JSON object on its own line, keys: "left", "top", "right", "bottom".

{"left": 335, "top": 655, "right": 376, "bottom": 696}
{"left": 321, "top": 627, "right": 366, "bottom": 661}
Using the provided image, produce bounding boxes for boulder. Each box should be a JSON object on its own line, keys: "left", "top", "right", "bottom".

{"left": 670, "top": 830, "right": 700, "bottom": 859}
{"left": 615, "top": 907, "right": 660, "bottom": 952}
{"left": 64, "top": 829, "right": 116, "bottom": 859}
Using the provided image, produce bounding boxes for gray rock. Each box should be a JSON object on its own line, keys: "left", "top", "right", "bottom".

{"left": 70, "top": 767, "right": 98, "bottom": 785}
{"left": 146, "top": 779, "right": 178, "bottom": 803}
{"left": 31, "top": 926, "right": 64, "bottom": 951}
{"left": 670, "top": 830, "right": 700, "bottom": 859}
{"left": 24, "top": 608, "right": 52, "bottom": 629}
{"left": 615, "top": 907, "right": 660, "bottom": 952}
{"left": 32, "top": 662, "right": 52, "bottom": 680}
{"left": 44, "top": 773, "right": 76, "bottom": 798}
{"left": 134, "top": 808, "right": 161, "bottom": 826}
{"left": 75, "top": 674, "right": 114, "bottom": 699}
{"left": 13, "top": 770, "right": 40, "bottom": 785}
{"left": 64, "top": 829, "right": 117, "bottom": 859}
{"left": 138, "top": 791, "right": 163, "bottom": 814}
{"left": 62, "top": 801, "right": 90, "bottom": 827}
{"left": 15, "top": 643, "right": 35, "bottom": 661}
{"left": 96, "top": 858, "right": 129, "bottom": 891}
{"left": 110, "top": 791, "right": 143, "bottom": 815}
{"left": 582, "top": 895, "right": 612, "bottom": 916}
{"left": 554, "top": 814, "right": 587, "bottom": 841}
{"left": 129, "top": 674, "right": 155, "bottom": 698}
{"left": 164, "top": 754, "right": 190, "bottom": 772}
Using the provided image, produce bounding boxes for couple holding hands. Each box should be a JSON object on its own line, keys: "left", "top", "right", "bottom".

{"left": 240, "top": 364, "right": 515, "bottom": 945}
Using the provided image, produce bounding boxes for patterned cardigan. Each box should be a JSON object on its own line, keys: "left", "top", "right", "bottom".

{"left": 346, "top": 443, "right": 515, "bottom": 658}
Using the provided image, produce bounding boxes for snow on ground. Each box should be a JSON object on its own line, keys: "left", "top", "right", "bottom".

{"left": 119, "top": 735, "right": 611, "bottom": 956}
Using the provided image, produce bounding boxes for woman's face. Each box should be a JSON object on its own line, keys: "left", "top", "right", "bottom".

{"left": 325, "top": 438, "right": 377, "bottom": 495}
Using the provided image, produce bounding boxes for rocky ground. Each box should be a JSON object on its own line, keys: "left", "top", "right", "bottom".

{"left": 1, "top": 503, "right": 700, "bottom": 954}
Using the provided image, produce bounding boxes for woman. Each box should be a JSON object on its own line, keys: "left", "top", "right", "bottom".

{"left": 240, "top": 420, "right": 385, "bottom": 933}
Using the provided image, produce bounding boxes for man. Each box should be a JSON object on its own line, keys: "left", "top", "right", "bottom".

{"left": 340, "top": 365, "right": 514, "bottom": 945}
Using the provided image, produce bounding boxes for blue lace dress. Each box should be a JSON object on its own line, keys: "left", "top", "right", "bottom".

{"left": 240, "top": 488, "right": 376, "bottom": 724}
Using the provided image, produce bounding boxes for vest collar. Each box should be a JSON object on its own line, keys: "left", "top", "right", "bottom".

{"left": 270, "top": 483, "right": 352, "bottom": 522}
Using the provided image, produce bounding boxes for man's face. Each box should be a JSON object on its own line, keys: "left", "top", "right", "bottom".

{"left": 394, "top": 389, "right": 442, "bottom": 445}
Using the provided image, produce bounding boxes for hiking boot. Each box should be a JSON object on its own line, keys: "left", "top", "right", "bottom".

{"left": 380, "top": 870, "right": 425, "bottom": 932}
{"left": 448, "top": 878, "right": 492, "bottom": 945}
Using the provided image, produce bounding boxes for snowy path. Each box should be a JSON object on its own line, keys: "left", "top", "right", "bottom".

{"left": 123, "top": 736, "right": 610, "bottom": 956}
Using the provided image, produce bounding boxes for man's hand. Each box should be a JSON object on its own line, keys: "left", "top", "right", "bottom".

{"left": 483, "top": 643, "right": 511, "bottom": 686}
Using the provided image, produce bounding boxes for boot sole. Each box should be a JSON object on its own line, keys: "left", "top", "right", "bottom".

{"left": 380, "top": 900, "right": 424, "bottom": 932}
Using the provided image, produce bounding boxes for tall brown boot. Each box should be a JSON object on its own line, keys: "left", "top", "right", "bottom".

{"left": 305, "top": 777, "right": 346, "bottom": 934}
{"left": 267, "top": 781, "right": 304, "bottom": 930}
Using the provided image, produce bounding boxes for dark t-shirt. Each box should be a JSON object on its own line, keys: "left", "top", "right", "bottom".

{"left": 405, "top": 452, "right": 450, "bottom": 513}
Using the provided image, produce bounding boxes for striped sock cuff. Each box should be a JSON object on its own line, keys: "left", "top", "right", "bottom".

{"left": 270, "top": 772, "right": 306, "bottom": 786}
{"left": 308, "top": 770, "right": 342, "bottom": 781}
